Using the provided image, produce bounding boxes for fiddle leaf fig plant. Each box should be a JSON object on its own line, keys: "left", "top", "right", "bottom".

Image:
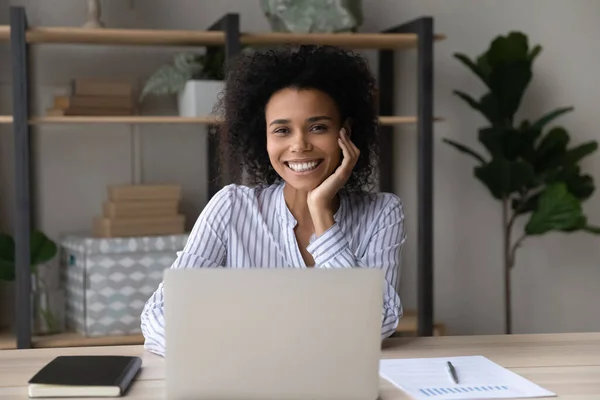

{"left": 443, "top": 31, "right": 599, "bottom": 334}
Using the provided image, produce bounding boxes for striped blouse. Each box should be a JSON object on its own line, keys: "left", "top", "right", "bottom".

{"left": 140, "top": 181, "right": 407, "bottom": 357}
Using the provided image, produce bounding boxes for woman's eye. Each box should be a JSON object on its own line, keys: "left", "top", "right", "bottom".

{"left": 273, "top": 127, "right": 289, "bottom": 135}
{"left": 311, "top": 124, "right": 328, "bottom": 132}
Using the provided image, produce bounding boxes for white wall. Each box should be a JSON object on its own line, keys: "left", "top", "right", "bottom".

{"left": 371, "top": 0, "right": 600, "bottom": 334}
{"left": 0, "top": 0, "right": 599, "bottom": 335}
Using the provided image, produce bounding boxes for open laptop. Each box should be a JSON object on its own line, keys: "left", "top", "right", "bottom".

{"left": 163, "top": 267, "right": 384, "bottom": 400}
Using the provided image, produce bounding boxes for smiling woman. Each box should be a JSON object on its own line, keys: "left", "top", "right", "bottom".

{"left": 140, "top": 45, "right": 407, "bottom": 357}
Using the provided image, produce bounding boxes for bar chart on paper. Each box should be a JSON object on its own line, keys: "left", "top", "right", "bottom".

{"left": 379, "top": 356, "right": 557, "bottom": 399}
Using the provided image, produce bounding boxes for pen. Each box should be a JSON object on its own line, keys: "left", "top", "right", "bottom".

{"left": 446, "top": 361, "right": 459, "bottom": 384}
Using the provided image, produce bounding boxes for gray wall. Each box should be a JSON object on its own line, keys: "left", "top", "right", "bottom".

{"left": 1, "top": 0, "right": 599, "bottom": 334}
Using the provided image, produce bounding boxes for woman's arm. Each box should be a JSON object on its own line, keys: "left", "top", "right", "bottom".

{"left": 306, "top": 194, "right": 406, "bottom": 338}
{"left": 140, "top": 185, "right": 233, "bottom": 356}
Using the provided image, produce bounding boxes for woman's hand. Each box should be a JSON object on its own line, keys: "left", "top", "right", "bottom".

{"left": 307, "top": 128, "right": 360, "bottom": 235}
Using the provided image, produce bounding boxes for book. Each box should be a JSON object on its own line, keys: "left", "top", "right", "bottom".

{"left": 71, "top": 78, "right": 134, "bottom": 97}
{"left": 93, "top": 215, "right": 185, "bottom": 238}
{"left": 103, "top": 199, "right": 179, "bottom": 218}
{"left": 107, "top": 184, "right": 182, "bottom": 201}
{"left": 45, "top": 107, "right": 133, "bottom": 116}
{"left": 28, "top": 355, "right": 142, "bottom": 398}
{"left": 54, "top": 94, "right": 133, "bottom": 110}
{"left": 379, "top": 355, "right": 556, "bottom": 399}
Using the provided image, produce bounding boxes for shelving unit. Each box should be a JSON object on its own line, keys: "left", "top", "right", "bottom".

{"left": 2, "top": 5, "right": 442, "bottom": 349}
{"left": 0, "top": 115, "right": 439, "bottom": 125}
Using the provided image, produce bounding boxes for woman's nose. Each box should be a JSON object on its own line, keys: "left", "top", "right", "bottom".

{"left": 290, "top": 131, "right": 311, "bottom": 152}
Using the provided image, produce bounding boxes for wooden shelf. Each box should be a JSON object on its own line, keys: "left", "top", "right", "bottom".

{"left": 0, "top": 330, "right": 144, "bottom": 349}
{"left": 1, "top": 115, "right": 442, "bottom": 125}
{"left": 0, "top": 25, "right": 8, "bottom": 41}
{"left": 0, "top": 25, "right": 445, "bottom": 49}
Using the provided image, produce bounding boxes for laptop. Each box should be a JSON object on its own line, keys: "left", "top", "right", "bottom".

{"left": 163, "top": 267, "right": 384, "bottom": 400}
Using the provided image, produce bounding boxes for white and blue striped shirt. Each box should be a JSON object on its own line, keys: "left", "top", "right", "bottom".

{"left": 140, "top": 181, "right": 406, "bottom": 356}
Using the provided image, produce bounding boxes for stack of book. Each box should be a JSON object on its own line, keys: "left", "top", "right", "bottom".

{"left": 93, "top": 184, "right": 185, "bottom": 238}
{"left": 46, "top": 78, "right": 135, "bottom": 116}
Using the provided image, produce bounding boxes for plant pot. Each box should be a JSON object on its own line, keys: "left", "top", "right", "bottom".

{"left": 177, "top": 80, "right": 223, "bottom": 117}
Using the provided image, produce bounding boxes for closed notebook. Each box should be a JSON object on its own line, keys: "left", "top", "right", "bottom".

{"left": 28, "top": 355, "right": 142, "bottom": 398}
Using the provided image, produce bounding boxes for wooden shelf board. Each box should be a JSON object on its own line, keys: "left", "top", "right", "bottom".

{"left": 30, "top": 115, "right": 219, "bottom": 125}
{"left": 0, "top": 330, "right": 144, "bottom": 350}
{"left": 0, "top": 25, "right": 445, "bottom": 49}
{"left": 0, "top": 25, "right": 8, "bottom": 41}
{"left": 0, "top": 115, "right": 443, "bottom": 125}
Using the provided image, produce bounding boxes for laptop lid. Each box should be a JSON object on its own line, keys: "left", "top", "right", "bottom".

{"left": 164, "top": 267, "right": 384, "bottom": 400}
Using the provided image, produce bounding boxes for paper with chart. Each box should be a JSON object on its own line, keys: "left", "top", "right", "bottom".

{"left": 379, "top": 355, "right": 556, "bottom": 399}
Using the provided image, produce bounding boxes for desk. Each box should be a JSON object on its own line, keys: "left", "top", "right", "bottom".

{"left": 1, "top": 332, "right": 599, "bottom": 399}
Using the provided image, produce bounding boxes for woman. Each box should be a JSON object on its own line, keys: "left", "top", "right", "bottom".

{"left": 141, "top": 45, "right": 406, "bottom": 357}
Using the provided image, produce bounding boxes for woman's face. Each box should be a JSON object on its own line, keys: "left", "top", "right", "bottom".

{"left": 265, "top": 87, "right": 344, "bottom": 192}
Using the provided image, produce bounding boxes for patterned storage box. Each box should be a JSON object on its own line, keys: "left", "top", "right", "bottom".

{"left": 60, "top": 233, "right": 188, "bottom": 337}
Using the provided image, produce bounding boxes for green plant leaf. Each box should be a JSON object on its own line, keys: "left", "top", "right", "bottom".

{"left": 511, "top": 190, "right": 542, "bottom": 215}
{"left": 525, "top": 182, "right": 583, "bottom": 235}
{"left": 516, "top": 122, "right": 543, "bottom": 164}
{"left": 584, "top": 225, "right": 600, "bottom": 234}
{"left": 478, "top": 127, "right": 524, "bottom": 160}
{"left": 0, "top": 234, "right": 15, "bottom": 281}
{"left": 442, "top": 138, "right": 486, "bottom": 164}
{"left": 530, "top": 106, "right": 573, "bottom": 131}
{"left": 566, "top": 173, "right": 595, "bottom": 200}
{"left": 488, "top": 59, "right": 532, "bottom": 122}
{"left": 0, "top": 259, "right": 15, "bottom": 281}
{"left": 173, "top": 53, "right": 202, "bottom": 74}
{"left": 453, "top": 90, "right": 482, "bottom": 112}
{"left": 474, "top": 157, "right": 535, "bottom": 199}
{"left": 139, "top": 65, "right": 194, "bottom": 100}
{"left": 528, "top": 44, "right": 542, "bottom": 62}
{"left": 30, "top": 231, "right": 57, "bottom": 267}
{"left": 454, "top": 53, "right": 489, "bottom": 85}
{"left": 0, "top": 233, "right": 15, "bottom": 262}
{"left": 0, "top": 231, "right": 57, "bottom": 280}
{"left": 534, "top": 127, "right": 569, "bottom": 172}
{"left": 561, "top": 141, "right": 598, "bottom": 166}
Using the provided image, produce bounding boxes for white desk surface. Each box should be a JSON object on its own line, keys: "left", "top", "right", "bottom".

{"left": 1, "top": 332, "right": 599, "bottom": 399}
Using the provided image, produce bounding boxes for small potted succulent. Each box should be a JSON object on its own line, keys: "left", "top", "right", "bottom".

{"left": 139, "top": 48, "right": 225, "bottom": 117}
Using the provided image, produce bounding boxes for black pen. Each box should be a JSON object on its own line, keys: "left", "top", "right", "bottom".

{"left": 446, "top": 361, "right": 459, "bottom": 384}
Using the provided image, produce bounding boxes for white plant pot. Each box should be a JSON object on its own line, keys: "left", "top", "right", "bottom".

{"left": 177, "top": 80, "right": 223, "bottom": 117}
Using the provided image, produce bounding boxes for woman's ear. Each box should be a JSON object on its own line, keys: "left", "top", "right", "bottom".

{"left": 342, "top": 118, "right": 353, "bottom": 137}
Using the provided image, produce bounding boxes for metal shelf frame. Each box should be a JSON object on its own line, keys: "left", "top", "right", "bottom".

{"left": 8, "top": 5, "right": 436, "bottom": 348}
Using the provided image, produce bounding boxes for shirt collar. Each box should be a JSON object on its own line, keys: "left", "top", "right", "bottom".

{"left": 276, "top": 181, "right": 346, "bottom": 228}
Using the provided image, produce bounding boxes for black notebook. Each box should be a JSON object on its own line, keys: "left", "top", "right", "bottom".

{"left": 28, "top": 355, "right": 142, "bottom": 398}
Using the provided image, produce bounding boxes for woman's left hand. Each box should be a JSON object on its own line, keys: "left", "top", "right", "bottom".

{"left": 307, "top": 127, "right": 360, "bottom": 213}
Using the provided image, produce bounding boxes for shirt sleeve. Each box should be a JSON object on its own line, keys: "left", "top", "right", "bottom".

{"left": 140, "top": 185, "right": 233, "bottom": 357}
{"left": 306, "top": 194, "right": 406, "bottom": 339}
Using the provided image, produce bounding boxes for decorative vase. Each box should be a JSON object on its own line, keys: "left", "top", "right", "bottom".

{"left": 82, "top": 0, "right": 105, "bottom": 29}
{"left": 31, "top": 273, "right": 64, "bottom": 335}
{"left": 177, "top": 80, "right": 223, "bottom": 117}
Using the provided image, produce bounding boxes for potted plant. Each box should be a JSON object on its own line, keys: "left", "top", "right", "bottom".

{"left": 0, "top": 230, "right": 61, "bottom": 334}
{"left": 443, "top": 32, "right": 600, "bottom": 334}
{"left": 139, "top": 48, "right": 226, "bottom": 117}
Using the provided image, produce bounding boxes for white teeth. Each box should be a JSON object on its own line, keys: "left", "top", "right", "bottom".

{"left": 287, "top": 161, "right": 320, "bottom": 172}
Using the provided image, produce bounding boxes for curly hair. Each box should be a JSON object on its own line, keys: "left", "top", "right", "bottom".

{"left": 214, "top": 44, "right": 380, "bottom": 193}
